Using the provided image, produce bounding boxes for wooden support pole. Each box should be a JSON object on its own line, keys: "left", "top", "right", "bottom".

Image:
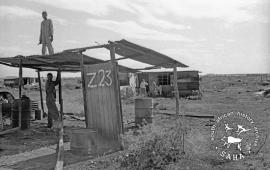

{"left": 109, "top": 44, "right": 116, "bottom": 61}
{"left": 18, "top": 57, "right": 22, "bottom": 129}
{"left": 109, "top": 43, "right": 123, "bottom": 134}
{"left": 63, "top": 44, "right": 107, "bottom": 53}
{"left": 55, "top": 70, "right": 64, "bottom": 170}
{"left": 0, "top": 104, "right": 2, "bottom": 130}
{"left": 173, "top": 65, "right": 185, "bottom": 154}
{"left": 80, "top": 53, "right": 88, "bottom": 128}
{"left": 58, "top": 71, "right": 63, "bottom": 120}
{"left": 37, "top": 70, "right": 45, "bottom": 117}
{"left": 173, "top": 66, "right": 180, "bottom": 116}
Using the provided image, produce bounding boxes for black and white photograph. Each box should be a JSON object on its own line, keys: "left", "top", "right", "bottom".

{"left": 0, "top": 0, "right": 269, "bottom": 169}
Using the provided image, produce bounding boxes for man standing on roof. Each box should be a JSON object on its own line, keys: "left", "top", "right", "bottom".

{"left": 46, "top": 70, "right": 60, "bottom": 128}
{"left": 39, "top": 11, "right": 54, "bottom": 55}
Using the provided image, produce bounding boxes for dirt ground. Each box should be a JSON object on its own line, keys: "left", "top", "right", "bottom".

{"left": 0, "top": 74, "right": 270, "bottom": 170}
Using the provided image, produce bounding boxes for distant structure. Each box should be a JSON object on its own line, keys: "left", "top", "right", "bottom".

{"left": 137, "top": 70, "right": 199, "bottom": 97}
{"left": 4, "top": 77, "right": 39, "bottom": 88}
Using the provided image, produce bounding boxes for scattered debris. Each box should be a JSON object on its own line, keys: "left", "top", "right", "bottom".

{"left": 254, "top": 89, "right": 270, "bottom": 98}
{"left": 69, "top": 115, "right": 85, "bottom": 121}
{"left": 263, "top": 89, "right": 270, "bottom": 98}
{"left": 259, "top": 82, "right": 270, "bottom": 86}
{"left": 156, "top": 111, "right": 214, "bottom": 119}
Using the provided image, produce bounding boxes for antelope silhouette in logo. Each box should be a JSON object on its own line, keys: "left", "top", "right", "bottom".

{"left": 236, "top": 125, "right": 251, "bottom": 136}
{"left": 224, "top": 123, "right": 233, "bottom": 132}
{"left": 221, "top": 124, "right": 251, "bottom": 151}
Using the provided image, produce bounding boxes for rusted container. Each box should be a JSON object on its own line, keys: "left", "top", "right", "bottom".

{"left": 135, "top": 98, "right": 153, "bottom": 125}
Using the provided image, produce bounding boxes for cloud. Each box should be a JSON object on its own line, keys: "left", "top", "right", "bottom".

{"left": 130, "top": 4, "right": 190, "bottom": 30}
{"left": 27, "top": 0, "right": 135, "bottom": 16}
{"left": 86, "top": 19, "right": 192, "bottom": 42}
{"left": 26, "top": 0, "right": 267, "bottom": 24}
{"left": 0, "top": 5, "right": 40, "bottom": 18}
{"left": 51, "top": 15, "right": 68, "bottom": 25}
{"left": 152, "top": 0, "right": 266, "bottom": 23}
{"left": 0, "top": 5, "right": 68, "bottom": 25}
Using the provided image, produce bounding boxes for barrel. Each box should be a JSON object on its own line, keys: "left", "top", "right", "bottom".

{"left": 12, "top": 96, "right": 31, "bottom": 130}
{"left": 35, "top": 109, "right": 41, "bottom": 120}
{"left": 70, "top": 128, "right": 97, "bottom": 156}
{"left": 135, "top": 98, "right": 153, "bottom": 126}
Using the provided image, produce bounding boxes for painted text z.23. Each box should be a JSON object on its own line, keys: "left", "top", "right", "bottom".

{"left": 87, "top": 69, "right": 112, "bottom": 88}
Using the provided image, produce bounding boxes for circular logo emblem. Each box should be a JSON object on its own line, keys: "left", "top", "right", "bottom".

{"left": 211, "top": 112, "right": 260, "bottom": 161}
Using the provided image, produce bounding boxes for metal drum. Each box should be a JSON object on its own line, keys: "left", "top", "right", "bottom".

{"left": 12, "top": 96, "right": 31, "bottom": 130}
{"left": 70, "top": 128, "right": 97, "bottom": 156}
{"left": 135, "top": 98, "right": 153, "bottom": 126}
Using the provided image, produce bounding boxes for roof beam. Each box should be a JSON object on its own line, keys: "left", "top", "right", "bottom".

{"left": 63, "top": 44, "right": 109, "bottom": 53}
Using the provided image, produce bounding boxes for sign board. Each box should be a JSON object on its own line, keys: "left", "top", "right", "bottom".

{"left": 83, "top": 62, "right": 122, "bottom": 152}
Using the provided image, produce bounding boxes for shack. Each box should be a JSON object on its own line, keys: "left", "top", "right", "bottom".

{"left": 0, "top": 39, "right": 188, "bottom": 169}
{"left": 137, "top": 70, "right": 199, "bottom": 97}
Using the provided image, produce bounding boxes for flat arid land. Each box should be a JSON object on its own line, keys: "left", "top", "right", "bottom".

{"left": 0, "top": 74, "right": 270, "bottom": 170}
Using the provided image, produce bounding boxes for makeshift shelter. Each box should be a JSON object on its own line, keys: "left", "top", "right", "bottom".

{"left": 0, "top": 39, "right": 188, "bottom": 168}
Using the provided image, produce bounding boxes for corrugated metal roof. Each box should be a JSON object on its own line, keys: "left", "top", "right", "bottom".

{"left": 0, "top": 39, "right": 188, "bottom": 72}
{"left": 0, "top": 52, "right": 135, "bottom": 72}
{"left": 110, "top": 39, "right": 188, "bottom": 68}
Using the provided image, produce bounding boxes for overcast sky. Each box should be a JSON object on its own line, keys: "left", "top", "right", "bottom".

{"left": 0, "top": 0, "right": 269, "bottom": 77}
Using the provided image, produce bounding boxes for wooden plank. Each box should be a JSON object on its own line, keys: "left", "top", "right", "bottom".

{"left": 63, "top": 44, "right": 107, "bottom": 53}
{"left": 83, "top": 62, "right": 122, "bottom": 151}
{"left": 0, "top": 127, "right": 20, "bottom": 135}
{"left": 0, "top": 61, "right": 18, "bottom": 68}
{"left": 156, "top": 111, "right": 214, "bottom": 119}
{"left": 55, "top": 70, "right": 64, "bottom": 170}
{"left": 80, "top": 53, "right": 88, "bottom": 127}
{"left": 37, "top": 70, "right": 45, "bottom": 117}
{"left": 58, "top": 71, "right": 63, "bottom": 120}
{"left": 110, "top": 44, "right": 123, "bottom": 134}
{"left": 0, "top": 104, "right": 2, "bottom": 130}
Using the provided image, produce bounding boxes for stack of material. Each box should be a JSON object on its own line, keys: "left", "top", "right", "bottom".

{"left": 135, "top": 98, "right": 153, "bottom": 126}
{"left": 177, "top": 71, "right": 199, "bottom": 97}
{"left": 30, "top": 100, "right": 39, "bottom": 120}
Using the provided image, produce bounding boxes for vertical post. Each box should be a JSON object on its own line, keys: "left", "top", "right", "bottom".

{"left": 18, "top": 56, "right": 23, "bottom": 129}
{"left": 55, "top": 70, "right": 64, "bottom": 170}
{"left": 109, "top": 42, "right": 123, "bottom": 134}
{"left": 173, "top": 66, "right": 180, "bottom": 116}
{"left": 37, "top": 70, "right": 45, "bottom": 117}
{"left": 58, "top": 71, "right": 63, "bottom": 121}
{"left": 173, "top": 65, "right": 185, "bottom": 154}
{"left": 0, "top": 104, "right": 2, "bottom": 130}
{"left": 80, "top": 52, "right": 88, "bottom": 127}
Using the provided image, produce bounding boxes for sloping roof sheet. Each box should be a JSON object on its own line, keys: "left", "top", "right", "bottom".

{"left": 0, "top": 39, "right": 188, "bottom": 72}
{"left": 0, "top": 52, "right": 135, "bottom": 72}
{"left": 109, "top": 39, "right": 188, "bottom": 68}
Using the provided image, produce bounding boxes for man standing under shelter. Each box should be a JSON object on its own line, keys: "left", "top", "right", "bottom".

{"left": 39, "top": 11, "right": 54, "bottom": 55}
{"left": 46, "top": 70, "right": 60, "bottom": 128}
